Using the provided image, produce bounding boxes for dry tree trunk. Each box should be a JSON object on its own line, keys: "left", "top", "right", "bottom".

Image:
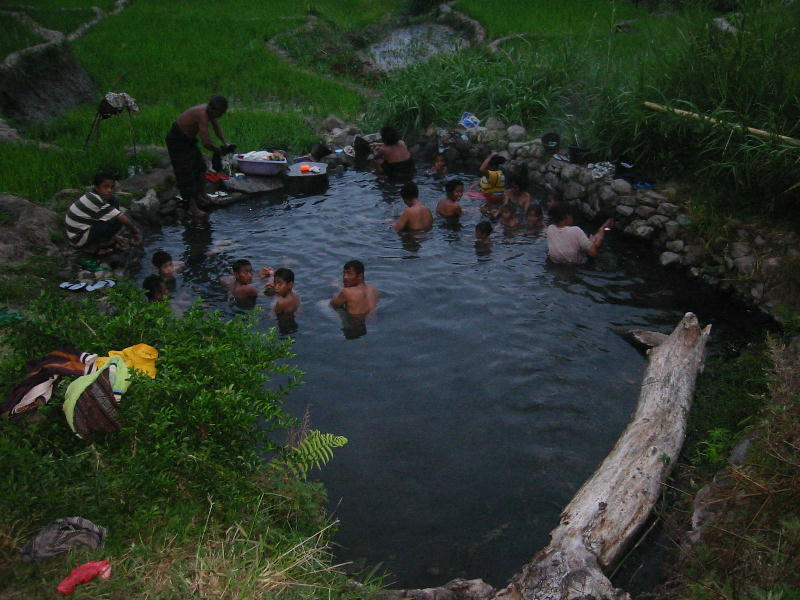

{"left": 390, "top": 313, "right": 710, "bottom": 600}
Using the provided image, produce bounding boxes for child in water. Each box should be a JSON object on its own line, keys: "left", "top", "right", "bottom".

{"left": 436, "top": 178, "right": 464, "bottom": 218}
{"left": 477, "top": 152, "right": 506, "bottom": 202}
{"left": 220, "top": 259, "right": 273, "bottom": 306}
{"left": 525, "top": 204, "right": 544, "bottom": 230}
{"left": 498, "top": 204, "right": 519, "bottom": 230}
{"left": 425, "top": 154, "right": 448, "bottom": 177}
{"left": 272, "top": 267, "right": 300, "bottom": 316}
{"left": 151, "top": 250, "right": 183, "bottom": 295}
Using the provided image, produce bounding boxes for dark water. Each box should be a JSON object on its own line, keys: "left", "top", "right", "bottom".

{"left": 138, "top": 170, "right": 762, "bottom": 589}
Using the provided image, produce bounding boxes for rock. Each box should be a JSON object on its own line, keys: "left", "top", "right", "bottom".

{"left": 77, "top": 269, "right": 93, "bottom": 280}
{"left": 129, "top": 189, "right": 160, "bottom": 224}
{"left": 647, "top": 214, "right": 670, "bottom": 228}
{"left": 754, "top": 235, "right": 767, "bottom": 248}
{"left": 562, "top": 182, "right": 585, "bottom": 200}
{"left": 616, "top": 195, "right": 637, "bottom": 207}
{"left": 596, "top": 184, "right": 615, "bottom": 202}
{"left": 683, "top": 244, "right": 706, "bottom": 266}
{"left": 507, "top": 141, "right": 534, "bottom": 158}
{"left": 676, "top": 214, "right": 692, "bottom": 227}
{"left": 484, "top": 116, "right": 506, "bottom": 131}
{"left": 507, "top": 125, "right": 526, "bottom": 141}
{"left": 560, "top": 164, "right": 579, "bottom": 181}
{"left": 657, "top": 202, "right": 679, "bottom": 217}
{"left": 625, "top": 220, "right": 655, "bottom": 239}
{"left": 729, "top": 242, "right": 752, "bottom": 259}
{"left": 616, "top": 205, "right": 635, "bottom": 218}
{"left": 761, "top": 256, "right": 782, "bottom": 275}
{"left": 659, "top": 251, "right": 681, "bottom": 267}
{"left": 729, "top": 437, "right": 752, "bottom": 466}
{"left": 665, "top": 240, "right": 684, "bottom": 253}
{"left": 611, "top": 178, "right": 632, "bottom": 194}
{"left": 635, "top": 205, "right": 656, "bottom": 219}
{"left": 664, "top": 220, "right": 681, "bottom": 240}
{"left": 0, "top": 195, "right": 62, "bottom": 266}
{"left": 733, "top": 255, "right": 755, "bottom": 275}
{"left": 319, "top": 114, "right": 345, "bottom": 132}
{"left": 750, "top": 283, "right": 765, "bottom": 302}
{"left": 530, "top": 143, "right": 544, "bottom": 159}
{"left": 579, "top": 170, "right": 595, "bottom": 186}
{"left": 222, "top": 175, "right": 284, "bottom": 194}
{"left": 640, "top": 190, "right": 668, "bottom": 206}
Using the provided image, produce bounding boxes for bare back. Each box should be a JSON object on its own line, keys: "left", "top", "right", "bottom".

{"left": 395, "top": 201, "right": 433, "bottom": 232}
{"left": 337, "top": 283, "right": 378, "bottom": 315}
{"left": 379, "top": 141, "right": 411, "bottom": 163}
{"left": 175, "top": 104, "right": 209, "bottom": 138}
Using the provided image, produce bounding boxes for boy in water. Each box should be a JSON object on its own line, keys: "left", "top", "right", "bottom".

{"left": 436, "top": 178, "right": 464, "bottom": 218}
{"left": 525, "top": 204, "right": 544, "bottom": 229}
{"left": 151, "top": 250, "right": 184, "bottom": 294}
{"left": 393, "top": 181, "right": 433, "bottom": 232}
{"left": 272, "top": 267, "right": 300, "bottom": 316}
{"left": 142, "top": 274, "right": 168, "bottom": 302}
{"left": 425, "top": 154, "right": 448, "bottom": 177}
{"left": 220, "top": 259, "right": 273, "bottom": 304}
{"left": 546, "top": 204, "right": 612, "bottom": 264}
{"left": 330, "top": 260, "right": 378, "bottom": 315}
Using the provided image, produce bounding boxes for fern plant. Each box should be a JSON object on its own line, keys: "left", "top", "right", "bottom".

{"left": 274, "top": 430, "right": 348, "bottom": 481}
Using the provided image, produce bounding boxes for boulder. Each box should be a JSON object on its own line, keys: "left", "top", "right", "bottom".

{"left": 682, "top": 244, "right": 706, "bottom": 266}
{"left": 128, "top": 189, "right": 160, "bottom": 224}
{"left": 319, "top": 114, "right": 345, "bottom": 132}
{"left": 616, "top": 195, "right": 637, "bottom": 207}
{"left": 635, "top": 205, "right": 656, "bottom": 219}
{"left": 560, "top": 164, "right": 580, "bottom": 181}
{"left": 659, "top": 251, "right": 681, "bottom": 267}
{"left": 733, "top": 255, "right": 755, "bottom": 275}
{"left": 0, "top": 195, "right": 62, "bottom": 266}
{"left": 665, "top": 240, "right": 684, "bottom": 253}
{"left": 625, "top": 220, "right": 655, "bottom": 239}
{"left": 507, "top": 125, "right": 527, "bottom": 141}
{"left": 616, "top": 205, "right": 635, "bottom": 218}
{"left": 611, "top": 178, "right": 633, "bottom": 195}
{"left": 729, "top": 242, "right": 752, "bottom": 260}
{"left": 562, "top": 181, "right": 585, "bottom": 200}
{"left": 484, "top": 116, "right": 506, "bottom": 131}
{"left": 664, "top": 220, "right": 680, "bottom": 240}
{"left": 657, "top": 202, "right": 679, "bottom": 217}
{"left": 647, "top": 214, "right": 670, "bottom": 228}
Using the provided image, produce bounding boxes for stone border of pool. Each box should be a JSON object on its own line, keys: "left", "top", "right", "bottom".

{"left": 314, "top": 115, "right": 798, "bottom": 323}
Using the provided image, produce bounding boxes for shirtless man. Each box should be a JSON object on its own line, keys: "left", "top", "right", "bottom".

{"left": 374, "top": 125, "right": 414, "bottom": 178}
{"left": 393, "top": 181, "right": 433, "bottom": 232}
{"left": 165, "top": 95, "right": 233, "bottom": 217}
{"left": 330, "top": 260, "right": 378, "bottom": 316}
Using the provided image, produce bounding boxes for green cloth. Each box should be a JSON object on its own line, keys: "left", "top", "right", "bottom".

{"left": 63, "top": 356, "right": 129, "bottom": 434}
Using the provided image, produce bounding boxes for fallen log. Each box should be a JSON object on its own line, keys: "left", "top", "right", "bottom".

{"left": 392, "top": 313, "right": 710, "bottom": 600}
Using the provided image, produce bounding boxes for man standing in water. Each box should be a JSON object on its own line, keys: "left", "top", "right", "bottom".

{"left": 330, "top": 260, "right": 379, "bottom": 315}
{"left": 165, "top": 95, "right": 233, "bottom": 217}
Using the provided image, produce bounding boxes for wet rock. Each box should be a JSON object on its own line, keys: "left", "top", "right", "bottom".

{"left": 611, "top": 178, "right": 632, "bottom": 194}
{"left": 616, "top": 205, "right": 635, "bottom": 218}
{"left": 659, "top": 251, "right": 681, "bottom": 267}
{"left": 729, "top": 242, "right": 752, "bottom": 259}
{"left": 507, "top": 124, "right": 526, "bottom": 141}
{"left": 666, "top": 240, "right": 684, "bottom": 253}
{"left": 598, "top": 184, "right": 616, "bottom": 202}
{"left": 635, "top": 205, "right": 656, "bottom": 219}
{"left": 733, "top": 255, "right": 755, "bottom": 275}
{"left": 616, "top": 195, "right": 637, "bottom": 207}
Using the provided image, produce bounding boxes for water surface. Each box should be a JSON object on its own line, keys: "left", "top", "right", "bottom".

{"left": 139, "top": 170, "right": 759, "bottom": 588}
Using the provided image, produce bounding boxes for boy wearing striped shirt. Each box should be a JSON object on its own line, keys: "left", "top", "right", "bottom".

{"left": 64, "top": 171, "right": 141, "bottom": 256}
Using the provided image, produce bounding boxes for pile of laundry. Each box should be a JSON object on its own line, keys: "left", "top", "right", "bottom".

{"left": 1, "top": 343, "right": 158, "bottom": 439}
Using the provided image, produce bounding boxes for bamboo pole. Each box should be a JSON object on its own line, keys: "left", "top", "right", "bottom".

{"left": 644, "top": 101, "right": 800, "bottom": 148}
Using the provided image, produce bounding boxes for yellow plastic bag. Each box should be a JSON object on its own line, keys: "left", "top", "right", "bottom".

{"left": 96, "top": 343, "right": 158, "bottom": 378}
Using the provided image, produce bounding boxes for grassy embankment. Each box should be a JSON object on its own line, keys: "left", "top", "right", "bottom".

{"left": 370, "top": 0, "right": 800, "bottom": 227}
{"left": 0, "top": 0, "right": 394, "bottom": 202}
{"left": 0, "top": 2, "right": 393, "bottom": 598}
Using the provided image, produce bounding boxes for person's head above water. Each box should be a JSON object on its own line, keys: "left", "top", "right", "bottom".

{"left": 445, "top": 178, "right": 464, "bottom": 200}
{"left": 488, "top": 154, "right": 506, "bottom": 170}
{"left": 207, "top": 94, "right": 228, "bottom": 118}
{"left": 548, "top": 203, "right": 573, "bottom": 226}
{"left": 142, "top": 274, "right": 167, "bottom": 302}
{"left": 273, "top": 267, "right": 295, "bottom": 296}
{"left": 232, "top": 258, "right": 253, "bottom": 283}
{"left": 152, "top": 250, "right": 175, "bottom": 277}
{"left": 475, "top": 221, "right": 492, "bottom": 240}
{"left": 92, "top": 170, "right": 117, "bottom": 199}
{"left": 380, "top": 125, "right": 400, "bottom": 146}
{"left": 342, "top": 259, "right": 365, "bottom": 287}
{"left": 400, "top": 181, "right": 419, "bottom": 204}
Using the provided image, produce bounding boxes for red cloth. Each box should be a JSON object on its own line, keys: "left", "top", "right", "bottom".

{"left": 57, "top": 560, "right": 111, "bottom": 595}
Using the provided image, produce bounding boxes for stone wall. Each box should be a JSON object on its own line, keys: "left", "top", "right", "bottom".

{"left": 317, "top": 115, "right": 799, "bottom": 320}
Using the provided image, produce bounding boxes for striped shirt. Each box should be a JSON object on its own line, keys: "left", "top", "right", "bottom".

{"left": 64, "top": 192, "right": 121, "bottom": 247}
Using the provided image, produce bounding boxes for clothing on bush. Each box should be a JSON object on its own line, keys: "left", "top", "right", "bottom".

{"left": 64, "top": 357, "right": 130, "bottom": 439}
{"left": 1, "top": 349, "right": 97, "bottom": 419}
{"left": 95, "top": 343, "right": 158, "bottom": 378}
{"left": 21, "top": 517, "right": 107, "bottom": 561}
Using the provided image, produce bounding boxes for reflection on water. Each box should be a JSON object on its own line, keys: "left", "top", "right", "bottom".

{"left": 138, "top": 169, "right": 765, "bottom": 588}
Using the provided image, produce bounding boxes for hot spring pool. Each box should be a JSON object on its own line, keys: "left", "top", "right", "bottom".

{"left": 138, "top": 169, "right": 759, "bottom": 588}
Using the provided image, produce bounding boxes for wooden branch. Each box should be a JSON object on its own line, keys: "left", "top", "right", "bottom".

{"left": 643, "top": 101, "right": 800, "bottom": 147}
{"left": 494, "top": 313, "right": 710, "bottom": 600}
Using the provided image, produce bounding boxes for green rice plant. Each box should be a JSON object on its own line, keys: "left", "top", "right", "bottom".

{"left": 0, "top": 13, "right": 45, "bottom": 58}
{"left": 17, "top": 7, "right": 96, "bottom": 34}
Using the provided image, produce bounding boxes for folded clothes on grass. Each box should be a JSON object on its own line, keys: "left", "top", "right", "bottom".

{"left": 21, "top": 517, "right": 107, "bottom": 561}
